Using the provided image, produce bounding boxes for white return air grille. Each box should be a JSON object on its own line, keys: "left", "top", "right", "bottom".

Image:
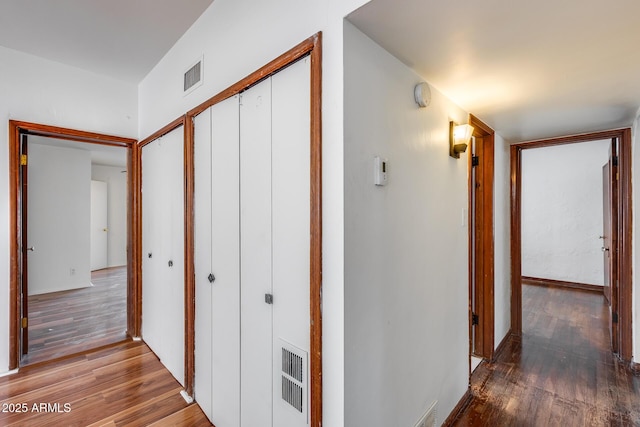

{"left": 280, "top": 340, "right": 308, "bottom": 418}
{"left": 183, "top": 57, "right": 203, "bottom": 95}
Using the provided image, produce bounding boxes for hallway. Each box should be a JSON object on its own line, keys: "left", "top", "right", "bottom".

{"left": 453, "top": 284, "right": 640, "bottom": 426}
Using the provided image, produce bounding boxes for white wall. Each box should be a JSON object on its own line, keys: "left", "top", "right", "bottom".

{"left": 0, "top": 45, "right": 137, "bottom": 371}
{"left": 137, "top": 1, "right": 369, "bottom": 425}
{"left": 521, "top": 140, "right": 609, "bottom": 286}
{"left": 343, "top": 22, "right": 468, "bottom": 426}
{"left": 91, "top": 165, "right": 128, "bottom": 267}
{"left": 494, "top": 134, "right": 511, "bottom": 348}
{"left": 27, "top": 143, "right": 91, "bottom": 295}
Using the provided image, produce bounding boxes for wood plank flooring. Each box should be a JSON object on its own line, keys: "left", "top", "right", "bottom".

{"left": 0, "top": 340, "right": 212, "bottom": 426}
{"left": 24, "top": 266, "right": 128, "bottom": 365}
{"left": 452, "top": 284, "right": 640, "bottom": 426}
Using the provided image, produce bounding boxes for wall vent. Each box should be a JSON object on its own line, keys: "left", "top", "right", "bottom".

{"left": 183, "top": 57, "right": 203, "bottom": 95}
{"left": 279, "top": 340, "right": 308, "bottom": 418}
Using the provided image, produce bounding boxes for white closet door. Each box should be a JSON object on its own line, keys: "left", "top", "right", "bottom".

{"left": 194, "top": 107, "right": 214, "bottom": 420}
{"left": 141, "top": 138, "right": 163, "bottom": 356}
{"left": 211, "top": 95, "right": 241, "bottom": 426}
{"left": 141, "top": 127, "right": 185, "bottom": 387}
{"left": 272, "top": 57, "right": 311, "bottom": 426}
{"left": 194, "top": 95, "right": 241, "bottom": 426}
{"left": 163, "top": 126, "right": 185, "bottom": 387}
{"left": 240, "top": 78, "right": 273, "bottom": 427}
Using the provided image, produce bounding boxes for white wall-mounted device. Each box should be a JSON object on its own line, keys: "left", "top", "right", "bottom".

{"left": 374, "top": 156, "right": 388, "bottom": 186}
{"left": 414, "top": 82, "right": 431, "bottom": 108}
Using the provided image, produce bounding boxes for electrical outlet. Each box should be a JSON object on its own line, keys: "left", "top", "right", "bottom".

{"left": 70, "top": 268, "right": 75, "bottom": 276}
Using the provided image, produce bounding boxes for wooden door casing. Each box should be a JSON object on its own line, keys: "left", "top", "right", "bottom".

{"left": 510, "top": 129, "right": 633, "bottom": 362}
{"left": 20, "top": 135, "right": 29, "bottom": 355}
{"left": 468, "top": 115, "right": 495, "bottom": 361}
{"left": 602, "top": 163, "right": 611, "bottom": 305}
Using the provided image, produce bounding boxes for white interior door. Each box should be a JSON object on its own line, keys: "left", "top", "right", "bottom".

{"left": 142, "top": 139, "right": 162, "bottom": 355}
{"left": 164, "top": 127, "right": 185, "bottom": 387}
{"left": 194, "top": 57, "right": 311, "bottom": 427}
{"left": 194, "top": 106, "right": 214, "bottom": 420}
{"left": 90, "top": 180, "right": 108, "bottom": 271}
{"left": 141, "top": 127, "right": 185, "bottom": 387}
{"left": 240, "top": 77, "right": 274, "bottom": 427}
{"left": 195, "top": 94, "right": 241, "bottom": 426}
{"left": 272, "top": 57, "right": 311, "bottom": 426}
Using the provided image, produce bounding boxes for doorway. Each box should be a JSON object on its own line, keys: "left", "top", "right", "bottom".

{"left": 8, "top": 121, "right": 139, "bottom": 369}
{"left": 510, "top": 129, "right": 633, "bottom": 361}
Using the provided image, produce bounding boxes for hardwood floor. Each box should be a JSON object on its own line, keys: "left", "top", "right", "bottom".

{"left": 452, "top": 284, "right": 640, "bottom": 426}
{"left": 0, "top": 340, "right": 212, "bottom": 426}
{"left": 23, "top": 266, "right": 128, "bottom": 366}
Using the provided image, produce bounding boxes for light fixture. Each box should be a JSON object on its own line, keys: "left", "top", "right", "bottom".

{"left": 449, "top": 121, "right": 474, "bottom": 159}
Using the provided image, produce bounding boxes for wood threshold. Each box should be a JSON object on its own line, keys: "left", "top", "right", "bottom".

{"left": 20, "top": 338, "right": 133, "bottom": 371}
{"left": 522, "top": 276, "right": 604, "bottom": 294}
{"left": 8, "top": 121, "right": 137, "bottom": 371}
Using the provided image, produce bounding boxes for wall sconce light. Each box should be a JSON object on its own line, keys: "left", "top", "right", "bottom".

{"left": 449, "top": 121, "right": 474, "bottom": 159}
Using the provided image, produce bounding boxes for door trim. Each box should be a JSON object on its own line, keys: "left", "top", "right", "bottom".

{"left": 186, "top": 33, "right": 324, "bottom": 425}
{"left": 8, "top": 120, "right": 137, "bottom": 370}
{"left": 141, "top": 33, "right": 323, "bottom": 424}
{"left": 468, "top": 114, "right": 495, "bottom": 360}
{"left": 510, "top": 128, "right": 632, "bottom": 361}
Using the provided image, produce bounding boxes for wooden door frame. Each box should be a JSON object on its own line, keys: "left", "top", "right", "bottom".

{"left": 510, "top": 128, "right": 632, "bottom": 361}
{"left": 468, "top": 114, "right": 495, "bottom": 360}
{"left": 137, "top": 33, "right": 323, "bottom": 425}
{"left": 8, "top": 120, "right": 138, "bottom": 370}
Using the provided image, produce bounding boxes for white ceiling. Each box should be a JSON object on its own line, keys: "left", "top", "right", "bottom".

{"left": 2, "top": 1, "right": 638, "bottom": 142}
{"left": 348, "top": 0, "right": 640, "bottom": 142}
{"left": 0, "top": 0, "right": 213, "bottom": 83}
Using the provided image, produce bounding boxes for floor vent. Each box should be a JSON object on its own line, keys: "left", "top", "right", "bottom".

{"left": 183, "top": 57, "right": 203, "bottom": 95}
{"left": 279, "top": 340, "right": 307, "bottom": 418}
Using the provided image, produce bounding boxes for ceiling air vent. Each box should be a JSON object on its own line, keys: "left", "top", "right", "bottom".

{"left": 183, "top": 56, "right": 203, "bottom": 95}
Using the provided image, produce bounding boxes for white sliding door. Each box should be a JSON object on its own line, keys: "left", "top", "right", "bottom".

{"left": 141, "top": 126, "right": 185, "bottom": 387}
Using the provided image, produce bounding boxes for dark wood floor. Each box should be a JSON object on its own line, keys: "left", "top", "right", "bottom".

{"left": 0, "top": 340, "right": 212, "bottom": 426}
{"left": 452, "top": 284, "right": 640, "bottom": 426}
{"left": 23, "top": 266, "right": 128, "bottom": 365}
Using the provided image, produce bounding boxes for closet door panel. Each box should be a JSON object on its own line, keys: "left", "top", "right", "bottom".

{"left": 141, "top": 138, "right": 163, "bottom": 356}
{"left": 211, "top": 95, "right": 241, "bottom": 427}
{"left": 272, "top": 57, "right": 311, "bottom": 425}
{"left": 240, "top": 78, "right": 273, "bottom": 426}
{"left": 141, "top": 127, "right": 185, "bottom": 388}
{"left": 162, "top": 127, "right": 186, "bottom": 387}
{"left": 194, "top": 109, "right": 213, "bottom": 419}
